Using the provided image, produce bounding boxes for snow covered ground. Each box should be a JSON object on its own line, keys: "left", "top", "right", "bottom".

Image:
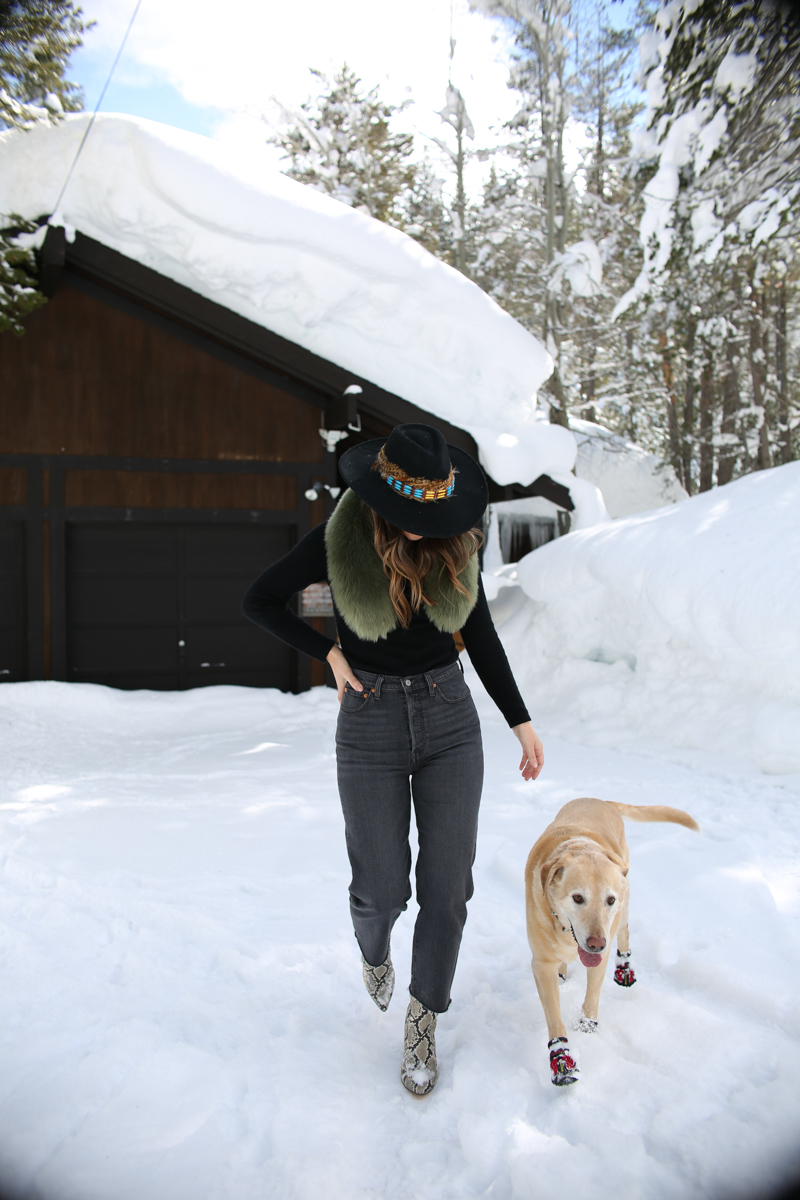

{"left": 487, "top": 462, "right": 800, "bottom": 775}
{"left": 1, "top": 677, "right": 799, "bottom": 1200}
{"left": 1, "top": 460, "right": 798, "bottom": 1200}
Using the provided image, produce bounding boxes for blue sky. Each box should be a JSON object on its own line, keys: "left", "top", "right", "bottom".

{"left": 69, "top": 69, "right": 221, "bottom": 138}
{"left": 65, "top": 0, "right": 516, "bottom": 139}
{"left": 64, "top": 0, "right": 644, "bottom": 187}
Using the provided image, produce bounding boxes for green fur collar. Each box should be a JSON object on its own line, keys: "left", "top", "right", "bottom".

{"left": 324, "top": 488, "right": 479, "bottom": 642}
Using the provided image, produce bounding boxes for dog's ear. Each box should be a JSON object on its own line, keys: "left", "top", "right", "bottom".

{"left": 540, "top": 859, "right": 564, "bottom": 896}
{"left": 605, "top": 848, "right": 629, "bottom": 877}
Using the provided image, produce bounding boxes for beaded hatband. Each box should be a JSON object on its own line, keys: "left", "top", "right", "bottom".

{"left": 372, "top": 445, "right": 455, "bottom": 502}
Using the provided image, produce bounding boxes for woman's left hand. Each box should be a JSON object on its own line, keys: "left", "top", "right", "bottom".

{"left": 512, "top": 722, "right": 544, "bottom": 782}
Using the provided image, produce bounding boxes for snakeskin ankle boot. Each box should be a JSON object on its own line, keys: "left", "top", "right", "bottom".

{"left": 401, "top": 995, "right": 438, "bottom": 1096}
{"left": 362, "top": 945, "right": 395, "bottom": 1012}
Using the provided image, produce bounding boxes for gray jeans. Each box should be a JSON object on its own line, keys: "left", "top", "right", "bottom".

{"left": 335, "top": 661, "right": 484, "bottom": 1013}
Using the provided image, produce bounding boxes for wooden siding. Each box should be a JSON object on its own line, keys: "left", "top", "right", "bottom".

{"left": 64, "top": 469, "right": 298, "bottom": 510}
{"left": 0, "top": 468, "right": 26, "bottom": 505}
{"left": 0, "top": 283, "right": 324, "bottom": 463}
{"left": 0, "top": 523, "right": 26, "bottom": 681}
{"left": 0, "top": 268, "right": 337, "bottom": 691}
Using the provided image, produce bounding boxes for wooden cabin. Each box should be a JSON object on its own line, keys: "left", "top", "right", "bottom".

{"left": 0, "top": 228, "right": 572, "bottom": 693}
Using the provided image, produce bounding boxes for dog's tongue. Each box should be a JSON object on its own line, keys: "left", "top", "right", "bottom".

{"left": 578, "top": 947, "right": 603, "bottom": 968}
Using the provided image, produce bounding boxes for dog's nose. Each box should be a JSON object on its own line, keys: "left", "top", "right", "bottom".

{"left": 586, "top": 936, "right": 606, "bottom": 952}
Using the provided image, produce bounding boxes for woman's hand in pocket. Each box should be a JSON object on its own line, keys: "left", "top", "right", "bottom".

{"left": 326, "top": 645, "right": 363, "bottom": 703}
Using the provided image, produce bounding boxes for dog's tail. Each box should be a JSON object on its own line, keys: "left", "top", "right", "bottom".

{"left": 608, "top": 802, "right": 700, "bottom": 833}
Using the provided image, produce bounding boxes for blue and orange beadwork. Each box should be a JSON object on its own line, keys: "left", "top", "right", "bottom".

{"left": 373, "top": 445, "right": 455, "bottom": 502}
{"left": 384, "top": 475, "right": 455, "bottom": 501}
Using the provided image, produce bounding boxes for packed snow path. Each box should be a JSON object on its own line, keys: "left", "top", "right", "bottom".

{"left": 1, "top": 679, "right": 799, "bottom": 1200}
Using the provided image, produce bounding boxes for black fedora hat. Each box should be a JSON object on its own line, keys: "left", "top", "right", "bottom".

{"left": 338, "top": 424, "right": 488, "bottom": 538}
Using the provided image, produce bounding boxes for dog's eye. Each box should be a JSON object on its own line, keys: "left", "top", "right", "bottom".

{"left": 607, "top": 896, "right": 616, "bottom": 906}
{"left": 572, "top": 894, "right": 584, "bottom": 905}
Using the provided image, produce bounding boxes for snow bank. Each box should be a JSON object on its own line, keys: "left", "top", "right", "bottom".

{"left": 572, "top": 417, "right": 688, "bottom": 518}
{"left": 490, "top": 463, "right": 800, "bottom": 774}
{"left": 0, "top": 113, "right": 553, "bottom": 445}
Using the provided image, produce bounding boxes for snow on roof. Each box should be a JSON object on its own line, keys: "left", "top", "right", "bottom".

{"left": 473, "top": 418, "right": 611, "bottom": 530}
{"left": 0, "top": 113, "right": 553, "bottom": 447}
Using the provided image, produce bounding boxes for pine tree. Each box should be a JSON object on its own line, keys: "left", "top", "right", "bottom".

{"left": 428, "top": 82, "right": 476, "bottom": 275}
{"left": 267, "top": 65, "right": 417, "bottom": 225}
{"left": 0, "top": 0, "right": 89, "bottom": 128}
{"left": 472, "top": 0, "right": 640, "bottom": 430}
{"left": 0, "top": 0, "right": 90, "bottom": 335}
{"left": 615, "top": 0, "right": 800, "bottom": 488}
{"left": 399, "top": 152, "right": 455, "bottom": 263}
{"left": 497, "top": 0, "right": 577, "bottom": 427}
{"left": 471, "top": 164, "right": 537, "bottom": 315}
{"left": 0, "top": 217, "right": 46, "bottom": 334}
{"left": 567, "top": 1, "right": 645, "bottom": 423}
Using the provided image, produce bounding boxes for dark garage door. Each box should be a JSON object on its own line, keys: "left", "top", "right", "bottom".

{"left": 0, "top": 522, "right": 26, "bottom": 682}
{"left": 66, "top": 522, "right": 294, "bottom": 690}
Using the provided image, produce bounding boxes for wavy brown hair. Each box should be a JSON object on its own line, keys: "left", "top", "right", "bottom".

{"left": 367, "top": 503, "right": 484, "bottom": 629}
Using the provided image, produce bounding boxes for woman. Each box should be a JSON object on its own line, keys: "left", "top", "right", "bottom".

{"left": 242, "top": 423, "right": 543, "bottom": 1096}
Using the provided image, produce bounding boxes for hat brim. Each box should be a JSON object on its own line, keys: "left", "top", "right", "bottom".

{"left": 338, "top": 438, "right": 488, "bottom": 538}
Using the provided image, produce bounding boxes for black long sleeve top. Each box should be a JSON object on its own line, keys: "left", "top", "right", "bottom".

{"left": 242, "top": 521, "right": 531, "bottom": 728}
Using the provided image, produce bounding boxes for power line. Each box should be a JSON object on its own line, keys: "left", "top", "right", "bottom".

{"left": 49, "top": 0, "right": 144, "bottom": 224}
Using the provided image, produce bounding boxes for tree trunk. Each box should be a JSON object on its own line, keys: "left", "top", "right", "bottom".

{"left": 584, "top": 359, "right": 596, "bottom": 413}
{"left": 659, "top": 330, "right": 684, "bottom": 487}
{"left": 545, "top": 366, "right": 570, "bottom": 428}
{"left": 681, "top": 319, "right": 696, "bottom": 495}
{"left": 582, "top": 302, "right": 597, "bottom": 416}
{"left": 776, "top": 278, "right": 791, "bottom": 464}
{"left": 454, "top": 120, "right": 467, "bottom": 276}
{"left": 594, "top": 79, "right": 604, "bottom": 197}
{"left": 748, "top": 281, "right": 771, "bottom": 471}
{"left": 698, "top": 350, "right": 714, "bottom": 492}
{"left": 717, "top": 337, "right": 740, "bottom": 486}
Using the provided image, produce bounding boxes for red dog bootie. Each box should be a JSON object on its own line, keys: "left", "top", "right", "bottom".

{"left": 548, "top": 1037, "right": 579, "bottom": 1086}
{"left": 614, "top": 949, "right": 636, "bottom": 987}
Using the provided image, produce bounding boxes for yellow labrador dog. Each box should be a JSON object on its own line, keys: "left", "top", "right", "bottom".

{"left": 525, "top": 797, "right": 699, "bottom": 1086}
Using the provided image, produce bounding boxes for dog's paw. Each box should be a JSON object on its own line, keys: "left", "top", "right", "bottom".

{"left": 575, "top": 1015, "right": 598, "bottom": 1034}
{"left": 614, "top": 950, "right": 636, "bottom": 987}
{"left": 548, "top": 1037, "right": 579, "bottom": 1086}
